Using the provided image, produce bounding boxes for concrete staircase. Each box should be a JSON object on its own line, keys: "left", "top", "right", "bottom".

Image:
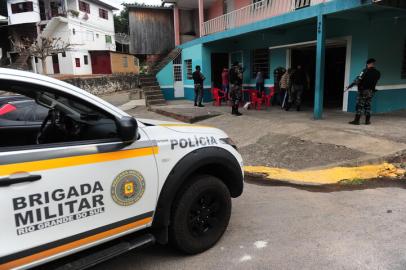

{"left": 140, "top": 48, "right": 182, "bottom": 107}
{"left": 139, "top": 74, "right": 166, "bottom": 107}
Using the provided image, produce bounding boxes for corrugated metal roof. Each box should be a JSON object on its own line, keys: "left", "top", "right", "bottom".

{"left": 125, "top": 3, "right": 172, "bottom": 10}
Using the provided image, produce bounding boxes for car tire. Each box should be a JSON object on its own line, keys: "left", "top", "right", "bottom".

{"left": 170, "top": 175, "right": 232, "bottom": 254}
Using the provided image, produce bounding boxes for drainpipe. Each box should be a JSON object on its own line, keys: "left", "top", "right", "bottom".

{"left": 198, "top": 0, "right": 204, "bottom": 37}
{"left": 173, "top": 5, "right": 180, "bottom": 46}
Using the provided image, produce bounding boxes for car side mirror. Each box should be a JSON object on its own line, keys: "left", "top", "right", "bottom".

{"left": 117, "top": 116, "right": 138, "bottom": 143}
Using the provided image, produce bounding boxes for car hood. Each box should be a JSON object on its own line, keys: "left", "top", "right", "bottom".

{"left": 137, "top": 118, "right": 227, "bottom": 136}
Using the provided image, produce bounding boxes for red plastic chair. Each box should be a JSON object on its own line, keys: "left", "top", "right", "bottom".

{"left": 211, "top": 88, "right": 225, "bottom": 106}
{"left": 249, "top": 91, "right": 263, "bottom": 110}
{"left": 263, "top": 86, "right": 276, "bottom": 107}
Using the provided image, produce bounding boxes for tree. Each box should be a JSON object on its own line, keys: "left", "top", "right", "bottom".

{"left": 16, "top": 37, "right": 71, "bottom": 74}
{"left": 114, "top": 6, "right": 129, "bottom": 34}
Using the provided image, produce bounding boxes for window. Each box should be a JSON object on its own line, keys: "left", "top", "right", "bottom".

{"left": 78, "top": 0, "right": 90, "bottom": 13}
{"left": 295, "top": 0, "right": 310, "bottom": 9}
{"left": 0, "top": 81, "right": 119, "bottom": 148}
{"left": 99, "top": 8, "right": 108, "bottom": 19}
{"left": 61, "top": 52, "right": 66, "bottom": 57}
{"left": 134, "top": 57, "right": 139, "bottom": 67}
{"left": 84, "top": 55, "right": 88, "bottom": 65}
{"left": 72, "top": 28, "right": 76, "bottom": 35}
{"left": 96, "top": 33, "right": 99, "bottom": 38}
{"left": 122, "top": 56, "right": 128, "bottom": 68}
{"left": 75, "top": 58, "right": 80, "bottom": 67}
{"left": 34, "top": 57, "right": 38, "bottom": 63}
{"left": 105, "top": 35, "right": 112, "bottom": 44}
{"left": 252, "top": 48, "right": 270, "bottom": 79}
{"left": 185, "top": 59, "right": 193, "bottom": 80}
{"left": 11, "top": 2, "right": 33, "bottom": 14}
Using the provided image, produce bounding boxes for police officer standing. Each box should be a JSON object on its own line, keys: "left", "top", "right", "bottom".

{"left": 229, "top": 62, "right": 243, "bottom": 116}
{"left": 193, "top": 65, "right": 206, "bottom": 107}
{"left": 347, "top": 58, "right": 381, "bottom": 125}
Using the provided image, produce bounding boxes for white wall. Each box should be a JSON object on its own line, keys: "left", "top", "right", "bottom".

{"left": 35, "top": 50, "right": 92, "bottom": 75}
{"left": 7, "top": 0, "right": 41, "bottom": 25}
{"left": 67, "top": 21, "right": 116, "bottom": 51}
{"left": 70, "top": 50, "right": 92, "bottom": 75}
{"left": 35, "top": 56, "right": 55, "bottom": 75}
{"left": 73, "top": 0, "right": 115, "bottom": 33}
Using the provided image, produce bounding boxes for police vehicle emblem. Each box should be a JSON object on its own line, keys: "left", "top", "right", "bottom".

{"left": 111, "top": 170, "right": 145, "bottom": 206}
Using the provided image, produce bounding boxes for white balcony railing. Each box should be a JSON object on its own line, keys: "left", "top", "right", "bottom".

{"left": 201, "top": 0, "right": 328, "bottom": 36}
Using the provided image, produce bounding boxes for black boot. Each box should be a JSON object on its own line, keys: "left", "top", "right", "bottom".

{"left": 231, "top": 106, "right": 236, "bottom": 115}
{"left": 285, "top": 103, "right": 291, "bottom": 111}
{"left": 349, "top": 114, "right": 361, "bottom": 125}
{"left": 234, "top": 105, "right": 242, "bottom": 116}
{"left": 198, "top": 103, "right": 205, "bottom": 107}
{"left": 194, "top": 103, "right": 197, "bottom": 106}
{"left": 365, "top": 114, "right": 371, "bottom": 125}
{"left": 296, "top": 105, "right": 301, "bottom": 111}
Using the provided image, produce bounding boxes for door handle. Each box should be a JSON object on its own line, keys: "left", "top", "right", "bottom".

{"left": 0, "top": 174, "right": 42, "bottom": 187}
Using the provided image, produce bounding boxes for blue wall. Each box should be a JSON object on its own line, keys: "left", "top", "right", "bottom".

{"left": 156, "top": 4, "right": 406, "bottom": 113}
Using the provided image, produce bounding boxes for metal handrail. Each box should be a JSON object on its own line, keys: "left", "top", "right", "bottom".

{"left": 201, "top": 0, "right": 328, "bottom": 36}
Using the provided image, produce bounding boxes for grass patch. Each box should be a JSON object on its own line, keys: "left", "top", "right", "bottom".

{"left": 339, "top": 178, "right": 368, "bottom": 185}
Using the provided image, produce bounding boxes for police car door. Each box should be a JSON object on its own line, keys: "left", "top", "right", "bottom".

{"left": 0, "top": 80, "right": 158, "bottom": 269}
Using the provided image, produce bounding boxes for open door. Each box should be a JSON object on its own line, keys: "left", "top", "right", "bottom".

{"left": 52, "top": 54, "right": 60, "bottom": 74}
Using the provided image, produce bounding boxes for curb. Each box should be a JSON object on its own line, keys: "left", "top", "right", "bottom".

{"left": 151, "top": 108, "right": 221, "bottom": 123}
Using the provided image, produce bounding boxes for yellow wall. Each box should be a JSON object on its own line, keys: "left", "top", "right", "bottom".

{"left": 110, "top": 52, "right": 140, "bottom": 74}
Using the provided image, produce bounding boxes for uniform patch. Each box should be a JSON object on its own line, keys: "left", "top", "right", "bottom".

{"left": 111, "top": 170, "right": 145, "bottom": 206}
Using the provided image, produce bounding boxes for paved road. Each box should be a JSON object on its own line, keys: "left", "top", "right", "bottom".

{"left": 92, "top": 179, "right": 406, "bottom": 270}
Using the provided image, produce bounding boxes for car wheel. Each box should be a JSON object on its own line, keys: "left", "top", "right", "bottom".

{"left": 170, "top": 175, "right": 232, "bottom": 254}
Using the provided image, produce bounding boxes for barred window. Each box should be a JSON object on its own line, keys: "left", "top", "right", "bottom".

{"left": 11, "top": 2, "right": 33, "bottom": 14}
{"left": 252, "top": 48, "right": 270, "bottom": 79}
{"left": 78, "top": 1, "right": 90, "bottom": 13}
{"left": 122, "top": 56, "right": 128, "bottom": 68}
{"left": 185, "top": 59, "right": 193, "bottom": 80}
{"left": 99, "top": 8, "right": 108, "bottom": 19}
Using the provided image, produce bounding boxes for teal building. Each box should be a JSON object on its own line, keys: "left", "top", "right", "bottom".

{"left": 156, "top": 0, "right": 406, "bottom": 118}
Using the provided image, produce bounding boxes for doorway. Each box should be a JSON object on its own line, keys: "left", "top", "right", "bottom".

{"left": 291, "top": 45, "right": 346, "bottom": 109}
{"left": 173, "top": 54, "right": 184, "bottom": 98}
{"left": 52, "top": 54, "right": 60, "bottom": 74}
{"left": 211, "top": 53, "right": 229, "bottom": 88}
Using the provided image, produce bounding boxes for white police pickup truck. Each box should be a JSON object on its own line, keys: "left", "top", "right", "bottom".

{"left": 0, "top": 68, "right": 244, "bottom": 270}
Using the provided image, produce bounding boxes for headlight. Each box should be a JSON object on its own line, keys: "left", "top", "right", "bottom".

{"left": 219, "top": 138, "right": 238, "bottom": 150}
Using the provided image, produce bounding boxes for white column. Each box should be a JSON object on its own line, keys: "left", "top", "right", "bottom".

{"left": 198, "top": 0, "right": 204, "bottom": 37}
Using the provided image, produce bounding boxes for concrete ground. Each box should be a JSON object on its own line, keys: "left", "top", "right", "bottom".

{"left": 87, "top": 96, "right": 406, "bottom": 270}
{"left": 92, "top": 179, "right": 406, "bottom": 270}
{"left": 136, "top": 100, "right": 406, "bottom": 170}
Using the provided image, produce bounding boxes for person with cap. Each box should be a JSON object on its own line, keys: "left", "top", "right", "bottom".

{"left": 346, "top": 58, "right": 381, "bottom": 125}
{"left": 192, "top": 65, "right": 206, "bottom": 107}
{"left": 229, "top": 62, "right": 244, "bottom": 116}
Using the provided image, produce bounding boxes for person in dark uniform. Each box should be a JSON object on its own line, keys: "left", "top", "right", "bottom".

{"left": 192, "top": 65, "right": 206, "bottom": 107}
{"left": 346, "top": 58, "right": 381, "bottom": 125}
{"left": 229, "top": 62, "right": 243, "bottom": 116}
{"left": 287, "top": 65, "right": 309, "bottom": 111}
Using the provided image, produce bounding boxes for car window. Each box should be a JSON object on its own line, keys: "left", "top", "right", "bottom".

{"left": 32, "top": 104, "right": 50, "bottom": 122}
{"left": 0, "top": 82, "right": 119, "bottom": 149}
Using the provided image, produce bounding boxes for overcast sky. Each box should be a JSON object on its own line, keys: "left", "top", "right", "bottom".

{"left": 108, "top": 0, "right": 162, "bottom": 10}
